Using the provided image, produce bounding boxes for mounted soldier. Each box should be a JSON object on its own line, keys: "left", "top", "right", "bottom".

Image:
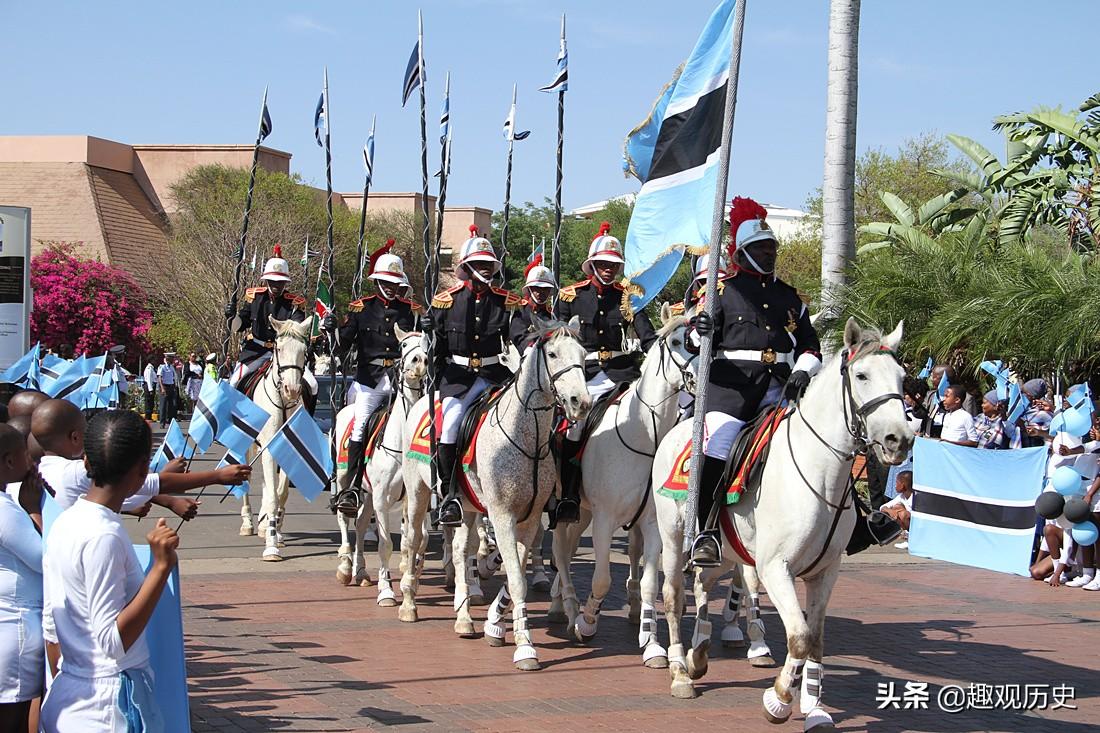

{"left": 323, "top": 240, "right": 422, "bottom": 513}
{"left": 554, "top": 222, "right": 657, "bottom": 524}
{"left": 509, "top": 254, "right": 558, "bottom": 352}
{"left": 226, "top": 244, "right": 316, "bottom": 399}
{"left": 688, "top": 197, "right": 822, "bottom": 567}
{"left": 674, "top": 254, "right": 727, "bottom": 317}
{"left": 433, "top": 227, "right": 524, "bottom": 527}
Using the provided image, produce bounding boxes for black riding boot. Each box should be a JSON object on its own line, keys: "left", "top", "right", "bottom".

{"left": 436, "top": 443, "right": 463, "bottom": 527}
{"left": 689, "top": 455, "right": 728, "bottom": 568}
{"left": 554, "top": 438, "right": 583, "bottom": 525}
{"left": 331, "top": 439, "right": 366, "bottom": 515}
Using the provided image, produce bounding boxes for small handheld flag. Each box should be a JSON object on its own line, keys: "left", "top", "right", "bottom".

{"left": 0, "top": 344, "right": 40, "bottom": 388}
{"left": 189, "top": 375, "right": 230, "bottom": 453}
{"left": 150, "top": 419, "right": 189, "bottom": 472}
{"left": 217, "top": 451, "right": 251, "bottom": 500}
{"left": 538, "top": 14, "right": 568, "bottom": 93}
{"left": 265, "top": 407, "right": 333, "bottom": 501}
{"left": 917, "top": 357, "right": 933, "bottom": 379}
{"left": 937, "top": 371, "right": 949, "bottom": 400}
{"left": 215, "top": 382, "right": 271, "bottom": 460}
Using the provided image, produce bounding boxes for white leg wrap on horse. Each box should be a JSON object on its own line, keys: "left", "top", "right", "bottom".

{"left": 478, "top": 549, "right": 502, "bottom": 579}
{"left": 784, "top": 657, "right": 805, "bottom": 694}
{"left": 804, "top": 707, "right": 835, "bottom": 730}
{"left": 721, "top": 623, "right": 745, "bottom": 644}
{"left": 800, "top": 660, "right": 823, "bottom": 715}
{"left": 691, "top": 617, "right": 712, "bottom": 649}
{"left": 668, "top": 642, "right": 686, "bottom": 668}
{"left": 550, "top": 572, "right": 561, "bottom": 598}
{"left": 484, "top": 586, "right": 512, "bottom": 640}
{"left": 763, "top": 687, "right": 793, "bottom": 721}
{"left": 637, "top": 602, "right": 658, "bottom": 648}
{"left": 576, "top": 595, "right": 603, "bottom": 637}
{"left": 747, "top": 619, "right": 771, "bottom": 658}
{"left": 724, "top": 584, "right": 743, "bottom": 623}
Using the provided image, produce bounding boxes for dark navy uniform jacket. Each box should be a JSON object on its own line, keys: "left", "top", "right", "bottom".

{"left": 338, "top": 294, "right": 422, "bottom": 387}
{"left": 703, "top": 271, "right": 820, "bottom": 418}
{"left": 509, "top": 300, "right": 554, "bottom": 350}
{"left": 557, "top": 278, "right": 657, "bottom": 383}
{"left": 430, "top": 282, "right": 523, "bottom": 398}
{"left": 236, "top": 287, "right": 307, "bottom": 359}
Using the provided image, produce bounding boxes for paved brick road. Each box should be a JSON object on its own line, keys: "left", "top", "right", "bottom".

{"left": 127, "top": 427, "right": 1099, "bottom": 733}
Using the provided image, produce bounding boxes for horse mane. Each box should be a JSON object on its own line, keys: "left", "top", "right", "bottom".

{"left": 537, "top": 318, "right": 580, "bottom": 341}
{"left": 847, "top": 325, "right": 886, "bottom": 361}
{"left": 656, "top": 312, "right": 689, "bottom": 338}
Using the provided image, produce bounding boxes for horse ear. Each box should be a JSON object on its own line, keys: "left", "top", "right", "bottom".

{"left": 660, "top": 302, "right": 672, "bottom": 326}
{"left": 269, "top": 316, "right": 285, "bottom": 334}
{"left": 567, "top": 315, "right": 580, "bottom": 332}
{"left": 884, "top": 320, "right": 904, "bottom": 351}
{"left": 843, "top": 317, "right": 861, "bottom": 350}
{"left": 394, "top": 324, "right": 408, "bottom": 341}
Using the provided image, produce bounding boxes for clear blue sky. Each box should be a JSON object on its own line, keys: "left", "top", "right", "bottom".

{"left": 4, "top": 1, "right": 1098, "bottom": 213}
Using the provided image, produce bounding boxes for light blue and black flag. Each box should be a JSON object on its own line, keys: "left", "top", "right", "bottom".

{"left": 439, "top": 73, "right": 450, "bottom": 145}
{"left": 314, "top": 69, "right": 329, "bottom": 148}
{"left": 910, "top": 437, "right": 1045, "bottom": 576}
{"left": 621, "top": 0, "right": 736, "bottom": 312}
{"left": 217, "top": 450, "right": 250, "bottom": 500}
{"left": 538, "top": 14, "right": 568, "bottom": 93}
{"left": 259, "top": 91, "right": 273, "bottom": 142}
{"left": 0, "top": 343, "right": 40, "bottom": 388}
{"left": 266, "top": 407, "right": 332, "bottom": 502}
{"left": 215, "top": 381, "right": 270, "bottom": 460}
{"left": 189, "top": 375, "right": 230, "bottom": 453}
{"left": 48, "top": 355, "right": 94, "bottom": 405}
{"left": 40, "top": 353, "right": 66, "bottom": 389}
{"left": 150, "top": 419, "right": 189, "bottom": 472}
{"left": 401, "top": 13, "right": 424, "bottom": 108}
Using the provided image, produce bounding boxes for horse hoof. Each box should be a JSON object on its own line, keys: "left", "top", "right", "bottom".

{"left": 644, "top": 655, "right": 669, "bottom": 669}
{"left": 547, "top": 609, "right": 567, "bottom": 625}
{"left": 750, "top": 655, "right": 776, "bottom": 668}
{"left": 531, "top": 578, "right": 551, "bottom": 593}
{"left": 762, "top": 688, "right": 793, "bottom": 724}
{"left": 398, "top": 606, "right": 418, "bottom": 623}
{"left": 515, "top": 657, "right": 541, "bottom": 672}
{"left": 573, "top": 626, "right": 596, "bottom": 645}
{"left": 336, "top": 570, "right": 352, "bottom": 586}
{"left": 377, "top": 597, "right": 398, "bottom": 607}
{"left": 671, "top": 678, "right": 696, "bottom": 699}
{"left": 262, "top": 548, "right": 283, "bottom": 562}
{"left": 469, "top": 594, "right": 486, "bottom": 607}
{"left": 687, "top": 641, "right": 710, "bottom": 680}
{"left": 804, "top": 707, "right": 836, "bottom": 731}
{"left": 487, "top": 634, "right": 505, "bottom": 647}
{"left": 455, "top": 619, "right": 477, "bottom": 637}
{"left": 239, "top": 525, "right": 255, "bottom": 537}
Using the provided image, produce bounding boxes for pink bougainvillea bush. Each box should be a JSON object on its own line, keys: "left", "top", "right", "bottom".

{"left": 30, "top": 242, "right": 153, "bottom": 362}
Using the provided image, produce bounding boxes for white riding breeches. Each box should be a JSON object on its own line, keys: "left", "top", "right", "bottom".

{"left": 565, "top": 370, "right": 618, "bottom": 441}
{"left": 352, "top": 374, "right": 393, "bottom": 441}
{"left": 703, "top": 379, "right": 783, "bottom": 460}
{"left": 440, "top": 377, "right": 492, "bottom": 443}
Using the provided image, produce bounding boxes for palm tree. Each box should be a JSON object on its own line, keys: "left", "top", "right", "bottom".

{"left": 820, "top": 0, "right": 861, "bottom": 324}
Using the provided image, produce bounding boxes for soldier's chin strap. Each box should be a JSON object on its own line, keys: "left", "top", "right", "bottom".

{"left": 467, "top": 264, "right": 496, "bottom": 285}
{"left": 735, "top": 246, "right": 774, "bottom": 276}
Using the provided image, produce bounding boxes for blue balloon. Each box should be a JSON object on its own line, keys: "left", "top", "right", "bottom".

{"left": 1064, "top": 409, "right": 1092, "bottom": 436}
{"left": 1052, "top": 465, "right": 1083, "bottom": 495}
{"left": 1071, "top": 521, "right": 1099, "bottom": 547}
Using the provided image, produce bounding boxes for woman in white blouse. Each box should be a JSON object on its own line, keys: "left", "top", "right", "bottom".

{"left": 0, "top": 424, "right": 40, "bottom": 733}
{"left": 40, "top": 411, "right": 178, "bottom": 733}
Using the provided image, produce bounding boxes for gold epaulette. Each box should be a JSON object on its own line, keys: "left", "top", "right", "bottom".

{"left": 348, "top": 298, "right": 366, "bottom": 313}
{"left": 431, "top": 285, "right": 462, "bottom": 309}
{"left": 492, "top": 287, "right": 524, "bottom": 310}
{"left": 396, "top": 296, "right": 424, "bottom": 313}
{"left": 288, "top": 292, "right": 306, "bottom": 309}
{"left": 558, "top": 280, "right": 588, "bottom": 303}
{"left": 669, "top": 302, "right": 686, "bottom": 317}
{"left": 244, "top": 286, "right": 266, "bottom": 303}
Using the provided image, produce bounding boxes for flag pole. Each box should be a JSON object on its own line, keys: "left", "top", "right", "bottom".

{"left": 352, "top": 115, "right": 377, "bottom": 300}
{"left": 414, "top": 11, "right": 441, "bottom": 505}
{"left": 434, "top": 78, "right": 452, "bottom": 285}
{"left": 501, "top": 83, "right": 517, "bottom": 285}
{"left": 320, "top": 67, "right": 341, "bottom": 479}
{"left": 223, "top": 87, "right": 269, "bottom": 362}
{"left": 683, "top": 0, "right": 747, "bottom": 559}
{"left": 551, "top": 14, "right": 566, "bottom": 285}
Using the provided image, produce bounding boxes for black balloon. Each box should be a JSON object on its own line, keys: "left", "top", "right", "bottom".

{"left": 1035, "top": 492, "right": 1066, "bottom": 520}
{"left": 1064, "top": 497, "right": 1091, "bottom": 524}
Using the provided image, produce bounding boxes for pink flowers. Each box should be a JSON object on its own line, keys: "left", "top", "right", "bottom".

{"left": 30, "top": 242, "right": 152, "bottom": 363}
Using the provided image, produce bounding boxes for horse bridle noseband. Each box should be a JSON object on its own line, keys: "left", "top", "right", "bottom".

{"left": 265, "top": 331, "right": 309, "bottom": 411}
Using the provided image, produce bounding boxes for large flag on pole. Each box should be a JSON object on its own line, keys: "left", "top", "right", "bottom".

{"left": 265, "top": 407, "right": 333, "bottom": 501}
{"left": 621, "top": 0, "right": 737, "bottom": 312}
{"left": 910, "top": 438, "right": 1045, "bottom": 576}
{"left": 538, "top": 18, "right": 568, "bottom": 93}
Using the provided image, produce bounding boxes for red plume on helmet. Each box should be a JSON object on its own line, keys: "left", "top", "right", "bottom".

{"left": 524, "top": 253, "right": 543, "bottom": 279}
{"left": 368, "top": 238, "right": 396, "bottom": 274}
{"left": 272, "top": 243, "right": 283, "bottom": 258}
{"left": 593, "top": 221, "right": 612, "bottom": 242}
{"left": 728, "top": 197, "right": 768, "bottom": 247}
{"left": 469, "top": 224, "right": 479, "bottom": 236}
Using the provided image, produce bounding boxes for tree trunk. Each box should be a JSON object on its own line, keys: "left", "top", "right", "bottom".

{"left": 820, "top": 0, "right": 861, "bottom": 323}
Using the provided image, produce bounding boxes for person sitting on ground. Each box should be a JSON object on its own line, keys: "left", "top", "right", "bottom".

{"left": 880, "top": 468, "right": 913, "bottom": 549}
{"left": 974, "top": 390, "right": 1012, "bottom": 449}
{"left": 40, "top": 411, "right": 176, "bottom": 732}
{"left": 31, "top": 400, "right": 248, "bottom": 520}
{"left": 0, "top": 424, "right": 43, "bottom": 732}
{"left": 939, "top": 384, "right": 977, "bottom": 447}
{"left": 1030, "top": 519, "right": 1068, "bottom": 584}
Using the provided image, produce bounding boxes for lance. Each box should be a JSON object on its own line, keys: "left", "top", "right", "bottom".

{"left": 223, "top": 87, "right": 272, "bottom": 360}
{"left": 434, "top": 77, "right": 452, "bottom": 278}
{"left": 683, "top": 0, "right": 748, "bottom": 558}
{"left": 501, "top": 83, "right": 519, "bottom": 284}
{"left": 411, "top": 12, "right": 442, "bottom": 505}
{"left": 550, "top": 15, "right": 567, "bottom": 283}
{"left": 352, "top": 116, "right": 377, "bottom": 299}
{"left": 317, "top": 67, "right": 341, "bottom": 476}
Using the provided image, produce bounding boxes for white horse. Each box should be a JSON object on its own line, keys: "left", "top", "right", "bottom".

{"left": 237, "top": 317, "right": 314, "bottom": 561}
{"left": 653, "top": 319, "right": 912, "bottom": 730}
{"left": 333, "top": 327, "right": 428, "bottom": 602}
{"left": 549, "top": 305, "right": 697, "bottom": 669}
{"left": 401, "top": 318, "right": 590, "bottom": 670}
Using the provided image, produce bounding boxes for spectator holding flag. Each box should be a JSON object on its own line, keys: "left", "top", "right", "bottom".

{"left": 974, "top": 390, "right": 1013, "bottom": 449}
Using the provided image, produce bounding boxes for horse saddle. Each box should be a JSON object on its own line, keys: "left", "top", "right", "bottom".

{"left": 457, "top": 381, "right": 510, "bottom": 464}
{"left": 720, "top": 405, "right": 788, "bottom": 505}
{"left": 574, "top": 382, "right": 632, "bottom": 457}
{"left": 237, "top": 360, "right": 271, "bottom": 398}
{"left": 336, "top": 401, "right": 391, "bottom": 474}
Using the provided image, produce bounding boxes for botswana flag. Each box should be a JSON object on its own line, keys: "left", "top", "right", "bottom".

{"left": 910, "top": 437, "right": 1045, "bottom": 577}
{"left": 48, "top": 355, "right": 93, "bottom": 405}
{"left": 189, "top": 375, "right": 230, "bottom": 453}
{"left": 215, "top": 381, "right": 270, "bottom": 460}
{"left": 0, "top": 343, "right": 39, "bottom": 388}
{"left": 621, "top": 0, "right": 736, "bottom": 312}
{"left": 217, "top": 450, "right": 250, "bottom": 500}
{"left": 266, "top": 407, "right": 332, "bottom": 501}
{"left": 401, "top": 31, "right": 423, "bottom": 107}
{"left": 150, "top": 419, "right": 189, "bottom": 472}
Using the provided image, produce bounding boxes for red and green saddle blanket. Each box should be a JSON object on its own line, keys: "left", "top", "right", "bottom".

{"left": 336, "top": 411, "right": 388, "bottom": 474}
{"left": 406, "top": 403, "right": 489, "bottom": 514}
{"left": 658, "top": 407, "right": 787, "bottom": 506}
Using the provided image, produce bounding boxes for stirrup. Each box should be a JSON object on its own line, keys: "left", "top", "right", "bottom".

{"left": 554, "top": 497, "right": 580, "bottom": 525}
{"left": 437, "top": 497, "right": 464, "bottom": 527}
{"left": 690, "top": 531, "right": 722, "bottom": 569}
{"left": 332, "top": 488, "right": 361, "bottom": 517}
